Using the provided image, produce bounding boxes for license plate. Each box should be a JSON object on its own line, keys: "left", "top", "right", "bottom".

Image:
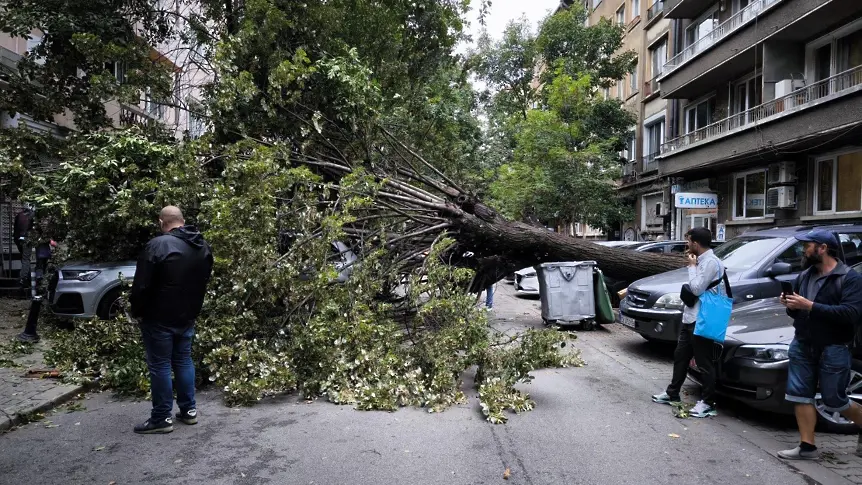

{"left": 620, "top": 315, "right": 635, "bottom": 328}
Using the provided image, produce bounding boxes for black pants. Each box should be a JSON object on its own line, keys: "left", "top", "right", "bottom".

{"left": 666, "top": 323, "right": 721, "bottom": 405}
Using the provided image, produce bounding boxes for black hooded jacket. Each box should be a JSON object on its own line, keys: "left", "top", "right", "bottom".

{"left": 129, "top": 226, "right": 214, "bottom": 327}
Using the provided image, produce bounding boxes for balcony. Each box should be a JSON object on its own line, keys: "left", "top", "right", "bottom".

{"left": 664, "top": 0, "right": 716, "bottom": 19}
{"left": 642, "top": 153, "right": 659, "bottom": 173}
{"left": 0, "top": 46, "right": 22, "bottom": 77}
{"left": 661, "top": 64, "right": 862, "bottom": 155}
{"left": 646, "top": 0, "right": 664, "bottom": 23}
{"left": 662, "top": 0, "right": 783, "bottom": 77}
{"left": 643, "top": 76, "right": 660, "bottom": 100}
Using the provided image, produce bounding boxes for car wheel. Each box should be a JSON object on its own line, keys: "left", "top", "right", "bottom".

{"left": 815, "top": 359, "right": 862, "bottom": 434}
{"left": 96, "top": 288, "right": 125, "bottom": 320}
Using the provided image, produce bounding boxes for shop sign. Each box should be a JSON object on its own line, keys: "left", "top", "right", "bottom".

{"left": 716, "top": 224, "right": 726, "bottom": 242}
{"left": 675, "top": 192, "right": 718, "bottom": 209}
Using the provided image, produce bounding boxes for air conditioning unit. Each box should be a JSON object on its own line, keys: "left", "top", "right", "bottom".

{"left": 767, "top": 161, "right": 796, "bottom": 185}
{"left": 767, "top": 186, "right": 796, "bottom": 209}
{"left": 655, "top": 202, "right": 668, "bottom": 216}
{"left": 774, "top": 79, "right": 805, "bottom": 98}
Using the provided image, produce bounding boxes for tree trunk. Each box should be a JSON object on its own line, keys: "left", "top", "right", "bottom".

{"left": 450, "top": 200, "right": 683, "bottom": 290}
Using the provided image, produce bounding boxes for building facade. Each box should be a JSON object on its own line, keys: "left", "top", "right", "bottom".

{"left": 0, "top": 0, "right": 211, "bottom": 283}
{"left": 655, "top": 0, "right": 862, "bottom": 241}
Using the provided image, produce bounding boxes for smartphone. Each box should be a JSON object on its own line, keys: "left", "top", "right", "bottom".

{"left": 780, "top": 281, "right": 793, "bottom": 296}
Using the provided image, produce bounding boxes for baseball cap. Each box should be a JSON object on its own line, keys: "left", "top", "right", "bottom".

{"left": 795, "top": 229, "right": 840, "bottom": 251}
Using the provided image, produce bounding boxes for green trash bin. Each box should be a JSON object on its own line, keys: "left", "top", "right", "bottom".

{"left": 594, "top": 268, "right": 615, "bottom": 325}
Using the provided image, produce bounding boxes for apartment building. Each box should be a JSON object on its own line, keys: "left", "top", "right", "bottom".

{"left": 656, "top": 0, "right": 862, "bottom": 241}
{"left": 0, "top": 1, "right": 211, "bottom": 283}
{"left": 580, "top": 0, "right": 677, "bottom": 241}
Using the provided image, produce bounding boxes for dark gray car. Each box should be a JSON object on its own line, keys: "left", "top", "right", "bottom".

{"left": 619, "top": 224, "right": 862, "bottom": 343}
{"left": 687, "top": 261, "right": 862, "bottom": 432}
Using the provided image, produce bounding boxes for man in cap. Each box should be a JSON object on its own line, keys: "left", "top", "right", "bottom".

{"left": 778, "top": 230, "right": 862, "bottom": 459}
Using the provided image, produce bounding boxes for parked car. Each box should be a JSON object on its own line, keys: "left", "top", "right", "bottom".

{"left": 49, "top": 241, "right": 358, "bottom": 320}
{"left": 514, "top": 266, "right": 539, "bottom": 295}
{"left": 687, "top": 260, "right": 862, "bottom": 432}
{"left": 600, "top": 240, "right": 721, "bottom": 306}
{"left": 619, "top": 224, "right": 862, "bottom": 343}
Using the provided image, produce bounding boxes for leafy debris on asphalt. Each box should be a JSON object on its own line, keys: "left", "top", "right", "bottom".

{"left": 503, "top": 468, "right": 511, "bottom": 480}
{"left": 671, "top": 402, "right": 693, "bottom": 419}
{"left": 821, "top": 451, "right": 849, "bottom": 465}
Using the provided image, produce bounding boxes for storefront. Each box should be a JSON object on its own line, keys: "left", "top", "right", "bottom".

{"left": 673, "top": 181, "right": 720, "bottom": 241}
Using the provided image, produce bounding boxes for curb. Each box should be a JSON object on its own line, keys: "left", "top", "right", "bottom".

{"left": 0, "top": 383, "right": 86, "bottom": 432}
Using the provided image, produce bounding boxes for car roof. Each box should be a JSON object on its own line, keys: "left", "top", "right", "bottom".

{"left": 746, "top": 224, "right": 862, "bottom": 237}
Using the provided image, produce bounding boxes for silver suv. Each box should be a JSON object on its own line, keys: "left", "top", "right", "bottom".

{"left": 49, "top": 241, "right": 357, "bottom": 320}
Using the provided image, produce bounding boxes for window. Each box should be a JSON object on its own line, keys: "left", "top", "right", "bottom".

{"left": 685, "top": 8, "right": 719, "bottom": 50}
{"left": 669, "top": 244, "right": 687, "bottom": 254}
{"left": 145, "top": 89, "right": 165, "bottom": 119}
{"left": 629, "top": 59, "right": 638, "bottom": 94}
{"left": 642, "top": 192, "right": 663, "bottom": 229}
{"left": 807, "top": 19, "right": 862, "bottom": 95}
{"left": 105, "top": 61, "right": 126, "bottom": 83}
{"left": 632, "top": 0, "right": 640, "bottom": 18}
{"left": 685, "top": 97, "right": 715, "bottom": 134}
{"left": 616, "top": 5, "right": 626, "bottom": 25}
{"left": 642, "top": 246, "right": 664, "bottom": 253}
{"left": 593, "top": 0, "right": 602, "bottom": 7}
{"left": 603, "top": 86, "right": 611, "bottom": 99}
{"left": 713, "top": 237, "right": 786, "bottom": 271}
{"left": 26, "top": 34, "right": 44, "bottom": 65}
{"left": 815, "top": 151, "right": 862, "bottom": 213}
{"left": 838, "top": 232, "right": 862, "bottom": 265}
{"left": 774, "top": 241, "right": 805, "bottom": 272}
{"left": 626, "top": 132, "right": 637, "bottom": 162}
{"left": 649, "top": 38, "right": 667, "bottom": 79}
{"left": 616, "top": 80, "right": 623, "bottom": 99}
{"left": 188, "top": 99, "right": 206, "bottom": 138}
{"left": 734, "top": 74, "right": 762, "bottom": 124}
{"left": 643, "top": 118, "right": 665, "bottom": 159}
{"left": 733, "top": 170, "right": 774, "bottom": 219}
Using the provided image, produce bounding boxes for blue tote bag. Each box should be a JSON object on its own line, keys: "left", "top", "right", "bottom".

{"left": 694, "top": 272, "right": 733, "bottom": 342}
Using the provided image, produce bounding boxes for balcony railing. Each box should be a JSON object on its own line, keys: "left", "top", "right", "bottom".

{"left": 642, "top": 153, "right": 659, "bottom": 173}
{"left": 643, "top": 76, "right": 660, "bottom": 97}
{"left": 0, "top": 46, "right": 22, "bottom": 76}
{"left": 646, "top": 0, "right": 664, "bottom": 21}
{"left": 662, "top": 0, "right": 782, "bottom": 75}
{"left": 661, "top": 64, "right": 862, "bottom": 154}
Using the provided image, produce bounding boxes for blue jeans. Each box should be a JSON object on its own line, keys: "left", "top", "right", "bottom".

{"left": 785, "top": 339, "right": 852, "bottom": 412}
{"left": 485, "top": 285, "right": 494, "bottom": 308}
{"left": 140, "top": 324, "right": 196, "bottom": 421}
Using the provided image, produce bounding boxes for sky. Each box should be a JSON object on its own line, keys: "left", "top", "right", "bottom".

{"left": 463, "top": 0, "right": 561, "bottom": 45}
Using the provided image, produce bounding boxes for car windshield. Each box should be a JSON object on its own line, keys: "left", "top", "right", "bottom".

{"left": 712, "top": 237, "right": 787, "bottom": 271}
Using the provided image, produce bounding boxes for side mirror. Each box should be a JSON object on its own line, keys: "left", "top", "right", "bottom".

{"left": 766, "top": 262, "right": 792, "bottom": 278}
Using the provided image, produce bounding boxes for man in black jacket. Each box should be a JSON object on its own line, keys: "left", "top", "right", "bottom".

{"left": 130, "top": 206, "right": 213, "bottom": 434}
{"left": 778, "top": 230, "right": 862, "bottom": 460}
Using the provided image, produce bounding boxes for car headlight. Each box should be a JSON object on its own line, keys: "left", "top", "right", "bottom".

{"left": 734, "top": 344, "right": 790, "bottom": 362}
{"left": 655, "top": 293, "right": 684, "bottom": 309}
{"left": 61, "top": 270, "right": 101, "bottom": 281}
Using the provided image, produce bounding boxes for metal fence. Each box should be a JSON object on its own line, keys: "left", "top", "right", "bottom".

{"left": 663, "top": 0, "right": 782, "bottom": 74}
{"left": 662, "top": 64, "right": 862, "bottom": 153}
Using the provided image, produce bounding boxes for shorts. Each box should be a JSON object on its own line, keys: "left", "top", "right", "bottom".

{"left": 785, "top": 339, "right": 852, "bottom": 412}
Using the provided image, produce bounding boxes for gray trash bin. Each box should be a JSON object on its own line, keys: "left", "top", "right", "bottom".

{"left": 536, "top": 261, "right": 596, "bottom": 324}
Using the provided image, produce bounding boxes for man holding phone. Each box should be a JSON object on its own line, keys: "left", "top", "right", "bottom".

{"left": 652, "top": 227, "right": 724, "bottom": 418}
{"left": 778, "top": 230, "right": 862, "bottom": 460}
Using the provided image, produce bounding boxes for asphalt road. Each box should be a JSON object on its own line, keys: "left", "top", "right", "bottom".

{"left": 0, "top": 284, "right": 814, "bottom": 485}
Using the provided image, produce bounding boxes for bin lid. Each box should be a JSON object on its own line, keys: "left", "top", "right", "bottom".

{"left": 536, "top": 261, "right": 596, "bottom": 269}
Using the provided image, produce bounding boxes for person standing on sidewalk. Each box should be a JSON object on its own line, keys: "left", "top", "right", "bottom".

{"left": 777, "top": 230, "right": 862, "bottom": 460}
{"left": 651, "top": 227, "right": 724, "bottom": 418}
{"left": 129, "top": 206, "right": 213, "bottom": 434}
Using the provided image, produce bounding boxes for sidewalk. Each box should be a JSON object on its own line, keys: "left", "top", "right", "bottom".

{"left": 0, "top": 298, "right": 83, "bottom": 431}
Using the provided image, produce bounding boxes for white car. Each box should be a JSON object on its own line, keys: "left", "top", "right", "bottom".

{"left": 513, "top": 267, "right": 539, "bottom": 295}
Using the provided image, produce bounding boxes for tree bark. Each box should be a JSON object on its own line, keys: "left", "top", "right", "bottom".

{"left": 448, "top": 200, "right": 684, "bottom": 290}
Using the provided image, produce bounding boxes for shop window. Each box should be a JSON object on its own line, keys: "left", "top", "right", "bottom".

{"left": 733, "top": 170, "right": 774, "bottom": 219}
{"left": 815, "top": 151, "right": 862, "bottom": 214}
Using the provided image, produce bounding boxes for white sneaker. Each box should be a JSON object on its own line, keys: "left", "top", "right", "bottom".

{"left": 690, "top": 400, "right": 717, "bottom": 418}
